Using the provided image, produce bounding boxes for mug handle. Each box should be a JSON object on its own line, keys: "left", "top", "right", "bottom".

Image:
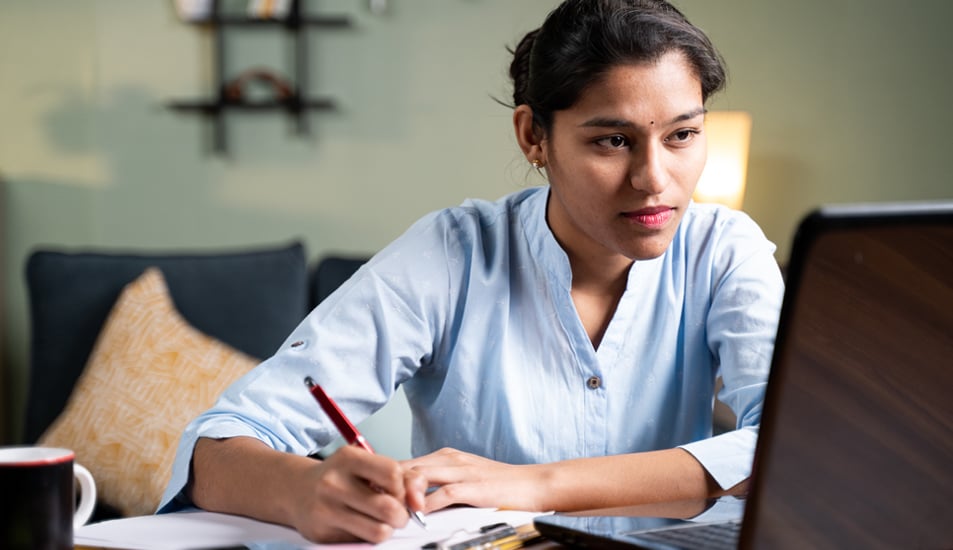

{"left": 73, "top": 463, "right": 97, "bottom": 528}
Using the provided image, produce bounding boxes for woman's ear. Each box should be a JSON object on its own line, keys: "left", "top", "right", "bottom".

{"left": 513, "top": 105, "right": 545, "bottom": 163}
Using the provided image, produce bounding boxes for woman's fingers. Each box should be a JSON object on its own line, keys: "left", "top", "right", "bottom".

{"left": 293, "top": 446, "right": 425, "bottom": 543}
{"left": 403, "top": 448, "right": 544, "bottom": 512}
{"left": 403, "top": 466, "right": 429, "bottom": 514}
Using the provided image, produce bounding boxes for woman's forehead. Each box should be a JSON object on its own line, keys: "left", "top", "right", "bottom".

{"left": 557, "top": 54, "right": 704, "bottom": 129}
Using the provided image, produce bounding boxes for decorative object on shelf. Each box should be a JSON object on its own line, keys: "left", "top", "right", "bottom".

{"left": 247, "top": 0, "right": 292, "bottom": 19}
{"left": 694, "top": 110, "right": 752, "bottom": 211}
{"left": 174, "top": 0, "right": 213, "bottom": 21}
{"left": 224, "top": 68, "right": 294, "bottom": 103}
{"left": 167, "top": 0, "right": 353, "bottom": 155}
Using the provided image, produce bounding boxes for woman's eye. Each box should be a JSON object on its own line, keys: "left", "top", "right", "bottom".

{"left": 666, "top": 129, "right": 700, "bottom": 144}
{"left": 595, "top": 135, "right": 629, "bottom": 148}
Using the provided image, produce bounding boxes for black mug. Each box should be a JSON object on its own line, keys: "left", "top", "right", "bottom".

{"left": 0, "top": 446, "right": 96, "bottom": 550}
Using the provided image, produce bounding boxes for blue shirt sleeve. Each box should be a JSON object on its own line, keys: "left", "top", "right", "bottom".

{"left": 678, "top": 205, "right": 785, "bottom": 488}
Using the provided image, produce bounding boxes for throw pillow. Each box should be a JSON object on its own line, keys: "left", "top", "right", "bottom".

{"left": 39, "top": 267, "right": 258, "bottom": 516}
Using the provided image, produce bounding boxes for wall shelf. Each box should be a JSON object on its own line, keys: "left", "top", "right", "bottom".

{"left": 168, "top": 0, "right": 353, "bottom": 155}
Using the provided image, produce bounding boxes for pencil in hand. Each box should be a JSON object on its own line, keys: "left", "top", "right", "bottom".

{"left": 304, "top": 376, "right": 427, "bottom": 529}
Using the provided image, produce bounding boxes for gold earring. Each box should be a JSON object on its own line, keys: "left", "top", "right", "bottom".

{"left": 531, "top": 159, "right": 546, "bottom": 177}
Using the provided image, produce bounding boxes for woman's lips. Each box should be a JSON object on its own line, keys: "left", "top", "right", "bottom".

{"left": 622, "top": 206, "right": 675, "bottom": 229}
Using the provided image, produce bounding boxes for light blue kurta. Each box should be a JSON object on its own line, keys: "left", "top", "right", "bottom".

{"left": 159, "top": 186, "right": 784, "bottom": 512}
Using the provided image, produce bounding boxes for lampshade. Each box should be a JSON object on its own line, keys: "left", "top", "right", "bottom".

{"left": 694, "top": 111, "right": 752, "bottom": 211}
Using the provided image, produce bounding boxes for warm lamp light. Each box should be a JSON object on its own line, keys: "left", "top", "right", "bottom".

{"left": 694, "top": 111, "right": 752, "bottom": 211}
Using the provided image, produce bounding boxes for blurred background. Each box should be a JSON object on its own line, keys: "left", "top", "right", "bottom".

{"left": 2, "top": 0, "right": 951, "bottom": 455}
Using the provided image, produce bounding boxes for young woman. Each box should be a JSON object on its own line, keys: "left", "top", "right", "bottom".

{"left": 160, "top": 0, "right": 784, "bottom": 543}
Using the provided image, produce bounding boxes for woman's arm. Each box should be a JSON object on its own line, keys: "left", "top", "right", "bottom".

{"left": 404, "top": 446, "right": 744, "bottom": 513}
{"left": 189, "top": 436, "right": 426, "bottom": 543}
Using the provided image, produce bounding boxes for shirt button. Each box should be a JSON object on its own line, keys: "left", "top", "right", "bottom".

{"left": 586, "top": 375, "right": 602, "bottom": 390}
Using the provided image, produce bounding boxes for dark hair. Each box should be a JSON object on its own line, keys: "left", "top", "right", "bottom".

{"left": 509, "top": 0, "right": 726, "bottom": 134}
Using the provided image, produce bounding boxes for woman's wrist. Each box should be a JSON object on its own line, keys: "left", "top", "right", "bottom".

{"left": 525, "top": 461, "right": 567, "bottom": 512}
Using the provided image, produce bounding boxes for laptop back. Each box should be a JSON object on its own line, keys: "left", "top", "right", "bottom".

{"left": 742, "top": 202, "right": 953, "bottom": 548}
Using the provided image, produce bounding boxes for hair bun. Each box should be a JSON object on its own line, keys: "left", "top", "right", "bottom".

{"left": 508, "top": 28, "right": 539, "bottom": 106}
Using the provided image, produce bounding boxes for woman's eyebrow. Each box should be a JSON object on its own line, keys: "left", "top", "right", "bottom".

{"left": 579, "top": 107, "right": 707, "bottom": 129}
{"left": 670, "top": 107, "right": 707, "bottom": 124}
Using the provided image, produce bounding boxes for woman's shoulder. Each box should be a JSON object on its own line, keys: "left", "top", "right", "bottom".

{"left": 673, "top": 202, "right": 778, "bottom": 273}
{"left": 679, "top": 202, "right": 772, "bottom": 247}
{"left": 452, "top": 186, "right": 545, "bottom": 223}
{"left": 406, "top": 186, "right": 545, "bottom": 240}
{"left": 378, "top": 186, "right": 546, "bottom": 261}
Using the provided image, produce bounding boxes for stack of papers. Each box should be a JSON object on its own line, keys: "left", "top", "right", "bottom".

{"left": 75, "top": 507, "right": 546, "bottom": 549}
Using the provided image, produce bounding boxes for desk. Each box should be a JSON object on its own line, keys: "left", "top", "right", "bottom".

{"left": 74, "top": 507, "right": 554, "bottom": 549}
{"left": 74, "top": 498, "right": 728, "bottom": 549}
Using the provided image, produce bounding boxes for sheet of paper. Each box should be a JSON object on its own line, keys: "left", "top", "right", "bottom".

{"left": 74, "top": 507, "right": 546, "bottom": 549}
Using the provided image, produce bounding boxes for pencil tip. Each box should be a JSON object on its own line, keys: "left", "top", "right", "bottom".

{"left": 413, "top": 509, "right": 428, "bottom": 529}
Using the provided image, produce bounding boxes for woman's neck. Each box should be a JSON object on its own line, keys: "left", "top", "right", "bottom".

{"left": 565, "top": 247, "right": 633, "bottom": 350}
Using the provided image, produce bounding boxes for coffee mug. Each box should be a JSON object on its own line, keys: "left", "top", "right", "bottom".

{"left": 0, "top": 446, "right": 97, "bottom": 550}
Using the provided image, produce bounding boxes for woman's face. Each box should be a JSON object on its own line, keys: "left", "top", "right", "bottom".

{"left": 541, "top": 51, "right": 707, "bottom": 262}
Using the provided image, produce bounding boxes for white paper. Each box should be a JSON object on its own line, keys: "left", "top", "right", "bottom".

{"left": 75, "top": 507, "right": 546, "bottom": 549}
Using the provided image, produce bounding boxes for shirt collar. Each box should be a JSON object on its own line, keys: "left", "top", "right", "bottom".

{"left": 518, "top": 186, "right": 675, "bottom": 292}
{"left": 519, "top": 186, "right": 573, "bottom": 290}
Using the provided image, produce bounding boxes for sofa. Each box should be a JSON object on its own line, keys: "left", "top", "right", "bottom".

{"left": 23, "top": 241, "right": 367, "bottom": 519}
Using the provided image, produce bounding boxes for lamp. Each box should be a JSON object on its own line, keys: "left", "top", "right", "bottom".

{"left": 694, "top": 111, "right": 752, "bottom": 211}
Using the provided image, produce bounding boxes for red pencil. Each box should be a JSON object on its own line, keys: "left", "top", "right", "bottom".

{"left": 304, "top": 376, "right": 427, "bottom": 529}
{"left": 306, "top": 377, "right": 374, "bottom": 453}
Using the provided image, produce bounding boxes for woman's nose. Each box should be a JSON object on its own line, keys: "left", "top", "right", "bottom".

{"left": 629, "top": 143, "right": 668, "bottom": 195}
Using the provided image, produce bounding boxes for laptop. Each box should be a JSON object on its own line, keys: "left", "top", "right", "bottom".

{"left": 535, "top": 202, "right": 953, "bottom": 549}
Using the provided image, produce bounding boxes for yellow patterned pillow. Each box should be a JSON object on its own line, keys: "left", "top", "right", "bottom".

{"left": 39, "top": 267, "right": 257, "bottom": 516}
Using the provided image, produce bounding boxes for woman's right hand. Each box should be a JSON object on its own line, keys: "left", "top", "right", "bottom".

{"left": 289, "top": 444, "right": 428, "bottom": 543}
{"left": 189, "top": 437, "right": 426, "bottom": 544}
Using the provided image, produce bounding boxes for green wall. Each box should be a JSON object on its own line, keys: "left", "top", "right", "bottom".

{"left": 2, "top": 0, "right": 952, "bottom": 454}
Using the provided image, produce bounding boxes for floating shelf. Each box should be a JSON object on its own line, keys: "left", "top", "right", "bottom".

{"left": 168, "top": 0, "right": 353, "bottom": 155}
{"left": 168, "top": 97, "right": 337, "bottom": 112}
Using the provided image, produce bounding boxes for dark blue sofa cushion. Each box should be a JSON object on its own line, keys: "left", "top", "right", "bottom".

{"left": 24, "top": 241, "right": 309, "bottom": 443}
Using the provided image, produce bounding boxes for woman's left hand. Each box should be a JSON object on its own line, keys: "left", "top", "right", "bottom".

{"left": 401, "top": 447, "right": 550, "bottom": 513}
